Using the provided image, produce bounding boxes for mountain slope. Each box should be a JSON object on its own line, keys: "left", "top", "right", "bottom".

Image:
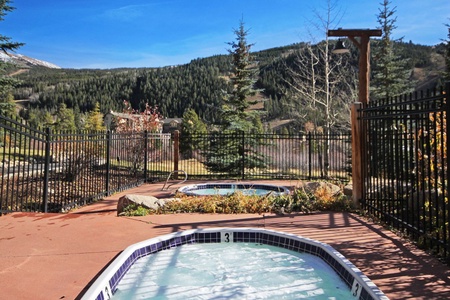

{"left": 0, "top": 52, "right": 60, "bottom": 69}
{"left": 11, "top": 41, "right": 447, "bottom": 132}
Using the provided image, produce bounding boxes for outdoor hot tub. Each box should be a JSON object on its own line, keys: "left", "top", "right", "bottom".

{"left": 81, "top": 228, "right": 388, "bottom": 300}
{"left": 177, "top": 182, "right": 290, "bottom": 196}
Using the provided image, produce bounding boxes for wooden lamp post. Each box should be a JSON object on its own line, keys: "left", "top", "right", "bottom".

{"left": 328, "top": 29, "right": 382, "bottom": 105}
{"left": 327, "top": 28, "right": 382, "bottom": 207}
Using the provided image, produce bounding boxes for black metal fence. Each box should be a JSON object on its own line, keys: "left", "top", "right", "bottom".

{"left": 360, "top": 83, "right": 450, "bottom": 262}
{"left": 179, "top": 132, "right": 351, "bottom": 180}
{"left": 1, "top": 114, "right": 351, "bottom": 214}
{"left": 0, "top": 116, "right": 176, "bottom": 214}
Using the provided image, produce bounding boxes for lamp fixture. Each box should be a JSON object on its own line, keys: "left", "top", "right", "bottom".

{"left": 332, "top": 39, "right": 350, "bottom": 54}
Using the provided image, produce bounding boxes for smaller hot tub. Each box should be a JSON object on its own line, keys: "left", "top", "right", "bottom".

{"left": 177, "top": 183, "right": 290, "bottom": 196}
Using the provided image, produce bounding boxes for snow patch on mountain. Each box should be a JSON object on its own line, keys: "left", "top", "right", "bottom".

{"left": 0, "top": 52, "right": 60, "bottom": 69}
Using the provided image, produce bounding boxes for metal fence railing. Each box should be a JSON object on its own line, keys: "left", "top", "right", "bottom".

{"left": 360, "top": 82, "right": 450, "bottom": 262}
{"left": 0, "top": 116, "right": 173, "bottom": 214}
{"left": 1, "top": 113, "right": 351, "bottom": 214}
{"left": 178, "top": 132, "right": 351, "bottom": 180}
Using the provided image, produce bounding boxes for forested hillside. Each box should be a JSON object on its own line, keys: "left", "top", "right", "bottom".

{"left": 11, "top": 40, "right": 447, "bottom": 132}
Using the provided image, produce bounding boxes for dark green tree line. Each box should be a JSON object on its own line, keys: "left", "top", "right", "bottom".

{"left": 9, "top": 27, "right": 446, "bottom": 133}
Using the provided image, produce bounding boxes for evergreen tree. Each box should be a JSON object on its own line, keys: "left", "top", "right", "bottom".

{"left": 251, "top": 115, "right": 264, "bottom": 134}
{"left": 180, "top": 108, "right": 207, "bottom": 158}
{"left": 370, "top": 0, "right": 416, "bottom": 179}
{"left": 84, "top": 102, "right": 105, "bottom": 131}
{"left": 0, "top": 0, "right": 24, "bottom": 117}
{"left": 56, "top": 103, "right": 76, "bottom": 131}
{"left": 22, "top": 108, "right": 53, "bottom": 129}
{"left": 0, "top": 0, "right": 23, "bottom": 53}
{"left": 43, "top": 110, "right": 54, "bottom": 127}
{"left": 445, "top": 23, "right": 450, "bottom": 81}
{"left": 371, "top": 0, "right": 414, "bottom": 101}
{"left": 203, "top": 19, "right": 266, "bottom": 176}
{"left": 220, "top": 19, "right": 262, "bottom": 132}
{"left": 0, "top": 91, "right": 14, "bottom": 116}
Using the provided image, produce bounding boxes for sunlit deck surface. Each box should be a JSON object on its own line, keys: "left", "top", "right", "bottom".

{"left": 1, "top": 180, "right": 449, "bottom": 300}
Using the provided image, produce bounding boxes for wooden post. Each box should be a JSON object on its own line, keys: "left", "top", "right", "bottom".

{"left": 173, "top": 130, "right": 179, "bottom": 179}
{"left": 328, "top": 29, "right": 381, "bottom": 207}
{"left": 351, "top": 102, "right": 363, "bottom": 207}
{"left": 347, "top": 34, "right": 371, "bottom": 105}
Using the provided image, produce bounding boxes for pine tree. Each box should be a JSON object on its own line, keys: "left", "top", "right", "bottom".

{"left": 56, "top": 103, "right": 76, "bottom": 131}
{"left": 203, "top": 19, "right": 266, "bottom": 176}
{"left": 445, "top": 23, "right": 450, "bottom": 81}
{"left": 220, "top": 19, "right": 263, "bottom": 132}
{"left": 180, "top": 108, "right": 207, "bottom": 158}
{"left": 371, "top": 0, "right": 414, "bottom": 101}
{"left": 370, "top": 0, "right": 416, "bottom": 179}
{"left": 0, "top": 1, "right": 23, "bottom": 53}
{"left": 43, "top": 111, "right": 54, "bottom": 127}
{"left": 0, "top": 0, "right": 24, "bottom": 117}
{"left": 84, "top": 102, "right": 105, "bottom": 131}
{"left": 0, "top": 92, "right": 15, "bottom": 116}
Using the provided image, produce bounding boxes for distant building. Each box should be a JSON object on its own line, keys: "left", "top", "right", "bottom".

{"left": 104, "top": 111, "right": 182, "bottom": 133}
{"left": 161, "top": 118, "right": 182, "bottom": 133}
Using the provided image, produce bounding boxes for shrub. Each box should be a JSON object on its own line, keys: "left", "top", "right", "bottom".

{"left": 120, "top": 204, "right": 149, "bottom": 216}
{"left": 152, "top": 185, "right": 354, "bottom": 215}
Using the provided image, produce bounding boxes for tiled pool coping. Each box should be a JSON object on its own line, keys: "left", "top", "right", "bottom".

{"left": 81, "top": 228, "right": 389, "bottom": 300}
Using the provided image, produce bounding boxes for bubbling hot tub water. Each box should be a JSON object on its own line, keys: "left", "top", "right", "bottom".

{"left": 81, "top": 228, "right": 388, "bottom": 300}
{"left": 113, "top": 242, "right": 354, "bottom": 299}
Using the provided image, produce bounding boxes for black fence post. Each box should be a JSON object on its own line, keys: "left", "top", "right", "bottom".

{"left": 445, "top": 81, "right": 450, "bottom": 263}
{"left": 144, "top": 130, "right": 148, "bottom": 182}
{"left": 308, "top": 132, "right": 312, "bottom": 179}
{"left": 42, "top": 127, "right": 51, "bottom": 213}
{"left": 173, "top": 130, "right": 180, "bottom": 179}
{"left": 105, "top": 130, "right": 111, "bottom": 195}
{"left": 241, "top": 131, "right": 245, "bottom": 180}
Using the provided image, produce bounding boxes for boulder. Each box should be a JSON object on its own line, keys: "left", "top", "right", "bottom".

{"left": 302, "top": 181, "right": 341, "bottom": 196}
{"left": 117, "top": 194, "right": 164, "bottom": 215}
{"left": 343, "top": 183, "right": 353, "bottom": 197}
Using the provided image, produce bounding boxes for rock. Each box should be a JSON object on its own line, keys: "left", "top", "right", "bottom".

{"left": 302, "top": 181, "right": 341, "bottom": 196}
{"left": 117, "top": 194, "right": 164, "bottom": 215}
{"left": 343, "top": 184, "right": 353, "bottom": 197}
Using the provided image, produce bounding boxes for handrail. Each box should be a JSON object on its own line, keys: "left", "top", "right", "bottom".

{"left": 161, "top": 170, "right": 188, "bottom": 191}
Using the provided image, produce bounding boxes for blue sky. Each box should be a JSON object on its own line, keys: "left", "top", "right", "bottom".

{"left": 3, "top": 0, "right": 450, "bottom": 69}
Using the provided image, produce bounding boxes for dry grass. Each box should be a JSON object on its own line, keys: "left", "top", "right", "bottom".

{"left": 121, "top": 186, "right": 354, "bottom": 216}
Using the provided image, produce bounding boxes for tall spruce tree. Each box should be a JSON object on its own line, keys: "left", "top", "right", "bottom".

{"left": 203, "top": 19, "right": 266, "bottom": 176}
{"left": 445, "top": 23, "right": 450, "bottom": 81}
{"left": 371, "top": 0, "right": 414, "bottom": 101}
{"left": 56, "top": 103, "right": 76, "bottom": 131}
{"left": 220, "top": 19, "right": 262, "bottom": 132}
{"left": 84, "top": 102, "right": 105, "bottom": 131}
{"left": 370, "top": 0, "right": 415, "bottom": 179}
{"left": 0, "top": 0, "right": 24, "bottom": 117}
{"left": 180, "top": 108, "right": 207, "bottom": 159}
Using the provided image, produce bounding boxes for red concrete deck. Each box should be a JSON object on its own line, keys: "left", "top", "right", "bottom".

{"left": 1, "top": 180, "right": 450, "bottom": 300}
